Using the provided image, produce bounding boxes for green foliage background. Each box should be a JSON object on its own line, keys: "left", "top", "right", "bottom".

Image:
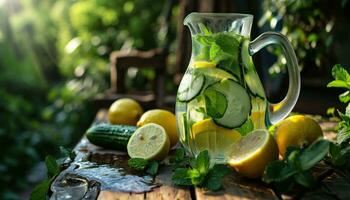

{"left": 0, "top": 0, "right": 166, "bottom": 198}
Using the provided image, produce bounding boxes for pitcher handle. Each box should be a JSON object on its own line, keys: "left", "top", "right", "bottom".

{"left": 249, "top": 32, "right": 300, "bottom": 124}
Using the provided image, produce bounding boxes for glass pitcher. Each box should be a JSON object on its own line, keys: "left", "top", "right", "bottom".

{"left": 175, "top": 13, "right": 300, "bottom": 164}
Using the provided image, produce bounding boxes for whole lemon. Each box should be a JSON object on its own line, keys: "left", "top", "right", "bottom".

{"left": 108, "top": 98, "right": 143, "bottom": 125}
{"left": 275, "top": 115, "right": 323, "bottom": 157}
{"left": 137, "top": 109, "right": 178, "bottom": 148}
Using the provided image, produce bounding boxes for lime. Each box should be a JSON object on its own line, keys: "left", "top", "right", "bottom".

{"left": 108, "top": 98, "right": 143, "bottom": 125}
{"left": 228, "top": 129, "right": 279, "bottom": 179}
{"left": 127, "top": 123, "right": 170, "bottom": 161}
{"left": 137, "top": 109, "right": 178, "bottom": 148}
{"left": 193, "top": 61, "right": 216, "bottom": 68}
{"left": 275, "top": 115, "right": 323, "bottom": 157}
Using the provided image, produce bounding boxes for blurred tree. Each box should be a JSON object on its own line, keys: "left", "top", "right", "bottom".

{"left": 259, "top": 0, "right": 350, "bottom": 81}
{"left": 0, "top": 0, "right": 168, "bottom": 199}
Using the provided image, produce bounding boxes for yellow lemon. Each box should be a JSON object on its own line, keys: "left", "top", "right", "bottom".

{"left": 228, "top": 129, "right": 279, "bottom": 179}
{"left": 193, "top": 61, "right": 216, "bottom": 68}
{"left": 275, "top": 115, "right": 323, "bottom": 157}
{"left": 127, "top": 123, "right": 170, "bottom": 161}
{"left": 191, "top": 119, "right": 241, "bottom": 156}
{"left": 108, "top": 98, "right": 143, "bottom": 125}
{"left": 137, "top": 109, "right": 178, "bottom": 148}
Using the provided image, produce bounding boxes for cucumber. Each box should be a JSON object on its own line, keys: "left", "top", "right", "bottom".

{"left": 177, "top": 73, "right": 205, "bottom": 102}
{"left": 204, "top": 79, "right": 251, "bottom": 128}
{"left": 86, "top": 123, "right": 136, "bottom": 151}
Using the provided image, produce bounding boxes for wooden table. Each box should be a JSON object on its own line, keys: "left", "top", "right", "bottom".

{"left": 54, "top": 110, "right": 348, "bottom": 200}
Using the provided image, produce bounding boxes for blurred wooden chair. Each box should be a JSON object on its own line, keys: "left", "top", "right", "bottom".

{"left": 94, "top": 0, "right": 176, "bottom": 110}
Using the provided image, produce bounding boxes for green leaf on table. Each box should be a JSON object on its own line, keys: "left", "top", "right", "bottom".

{"left": 262, "top": 160, "right": 296, "bottom": 183}
{"left": 30, "top": 179, "right": 51, "bottom": 200}
{"left": 45, "top": 155, "right": 59, "bottom": 178}
{"left": 172, "top": 168, "right": 200, "bottom": 186}
{"left": 59, "top": 146, "right": 76, "bottom": 160}
{"left": 286, "top": 147, "right": 302, "bottom": 170}
{"left": 194, "top": 150, "right": 210, "bottom": 175}
{"left": 146, "top": 161, "right": 159, "bottom": 176}
{"left": 294, "top": 171, "right": 316, "bottom": 188}
{"left": 203, "top": 164, "right": 232, "bottom": 191}
{"left": 275, "top": 177, "right": 295, "bottom": 193}
{"left": 170, "top": 148, "right": 185, "bottom": 163}
{"left": 329, "top": 142, "right": 350, "bottom": 167}
{"left": 235, "top": 118, "right": 254, "bottom": 136}
{"left": 128, "top": 158, "right": 149, "bottom": 171}
{"left": 299, "top": 139, "right": 330, "bottom": 170}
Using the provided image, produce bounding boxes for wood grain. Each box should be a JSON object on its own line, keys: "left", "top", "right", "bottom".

{"left": 195, "top": 171, "right": 278, "bottom": 200}
{"left": 97, "top": 191, "right": 144, "bottom": 200}
{"left": 145, "top": 166, "right": 192, "bottom": 200}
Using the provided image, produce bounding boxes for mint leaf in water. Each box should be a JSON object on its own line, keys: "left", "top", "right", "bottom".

{"left": 128, "top": 158, "right": 149, "bottom": 171}
{"left": 203, "top": 89, "right": 227, "bottom": 118}
{"left": 235, "top": 118, "right": 254, "bottom": 136}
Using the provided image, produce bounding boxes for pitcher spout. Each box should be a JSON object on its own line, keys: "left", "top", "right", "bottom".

{"left": 184, "top": 12, "right": 253, "bottom": 37}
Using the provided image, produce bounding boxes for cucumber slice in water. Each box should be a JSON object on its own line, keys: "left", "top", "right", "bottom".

{"left": 177, "top": 73, "right": 205, "bottom": 102}
{"left": 204, "top": 79, "right": 251, "bottom": 128}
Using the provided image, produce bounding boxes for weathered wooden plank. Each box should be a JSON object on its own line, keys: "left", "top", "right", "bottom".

{"left": 195, "top": 171, "right": 278, "bottom": 200}
{"left": 97, "top": 191, "right": 144, "bottom": 200}
{"left": 146, "top": 166, "right": 192, "bottom": 200}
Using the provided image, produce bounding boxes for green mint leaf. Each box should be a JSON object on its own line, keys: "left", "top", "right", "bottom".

{"left": 329, "top": 142, "right": 350, "bottom": 167}
{"left": 339, "top": 91, "right": 350, "bottom": 103}
{"left": 299, "top": 139, "right": 330, "bottom": 170}
{"left": 235, "top": 118, "right": 254, "bottom": 136}
{"left": 170, "top": 148, "right": 185, "bottom": 163}
{"left": 194, "top": 150, "right": 210, "bottom": 175}
{"left": 198, "top": 23, "right": 211, "bottom": 35}
{"left": 331, "top": 64, "right": 350, "bottom": 82}
{"left": 327, "top": 80, "right": 349, "bottom": 89}
{"left": 203, "top": 164, "right": 231, "bottom": 191}
{"left": 294, "top": 171, "right": 316, "bottom": 188}
{"left": 59, "top": 146, "right": 76, "bottom": 160}
{"left": 203, "top": 89, "right": 227, "bottom": 118}
{"left": 146, "top": 161, "right": 159, "bottom": 176}
{"left": 274, "top": 177, "right": 295, "bottom": 193}
{"left": 336, "top": 126, "right": 350, "bottom": 144}
{"left": 128, "top": 158, "right": 149, "bottom": 171}
{"left": 45, "top": 155, "right": 59, "bottom": 178}
{"left": 286, "top": 148, "right": 302, "bottom": 170}
{"left": 262, "top": 160, "right": 296, "bottom": 183}
{"left": 172, "top": 168, "right": 198, "bottom": 186}
{"left": 30, "top": 179, "right": 51, "bottom": 200}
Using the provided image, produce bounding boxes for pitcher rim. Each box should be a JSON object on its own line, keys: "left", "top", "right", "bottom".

{"left": 184, "top": 12, "right": 253, "bottom": 25}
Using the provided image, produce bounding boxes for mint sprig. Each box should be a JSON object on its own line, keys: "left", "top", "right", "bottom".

{"left": 128, "top": 158, "right": 159, "bottom": 176}
{"left": 171, "top": 150, "right": 231, "bottom": 191}
{"left": 262, "top": 139, "right": 330, "bottom": 192}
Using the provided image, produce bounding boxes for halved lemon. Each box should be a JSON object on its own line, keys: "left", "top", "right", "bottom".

{"left": 127, "top": 123, "right": 170, "bottom": 161}
{"left": 228, "top": 129, "right": 279, "bottom": 179}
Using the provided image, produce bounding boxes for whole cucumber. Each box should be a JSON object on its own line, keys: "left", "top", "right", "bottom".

{"left": 86, "top": 123, "right": 137, "bottom": 151}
